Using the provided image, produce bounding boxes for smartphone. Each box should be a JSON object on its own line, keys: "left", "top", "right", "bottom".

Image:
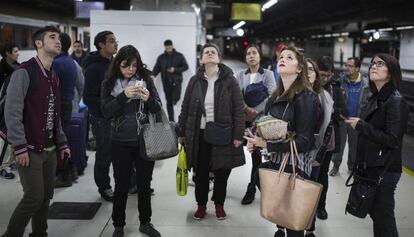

{"left": 135, "top": 80, "right": 144, "bottom": 88}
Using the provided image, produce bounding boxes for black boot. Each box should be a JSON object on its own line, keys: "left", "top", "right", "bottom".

{"left": 241, "top": 183, "right": 256, "bottom": 205}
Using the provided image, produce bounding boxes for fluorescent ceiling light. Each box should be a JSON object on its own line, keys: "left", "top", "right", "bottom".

{"left": 364, "top": 29, "right": 376, "bottom": 34}
{"left": 396, "top": 26, "right": 414, "bottom": 30}
{"left": 379, "top": 27, "right": 393, "bottom": 32}
{"left": 341, "top": 32, "right": 349, "bottom": 36}
{"left": 233, "top": 21, "right": 246, "bottom": 30}
{"left": 262, "top": 0, "right": 278, "bottom": 12}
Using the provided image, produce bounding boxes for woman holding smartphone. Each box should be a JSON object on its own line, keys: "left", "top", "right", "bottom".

{"left": 101, "top": 45, "right": 162, "bottom": 237}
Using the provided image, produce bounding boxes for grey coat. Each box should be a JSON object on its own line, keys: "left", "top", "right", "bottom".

{"left": 236, "top": 67, "right": 276, "bottom": 113}
{"left": 178, "top": 64, "right": 245, "bottom": 171}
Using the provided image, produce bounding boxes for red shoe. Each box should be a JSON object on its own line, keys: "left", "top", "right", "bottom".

{"left": 193, "top": 205, "right": 206, "bottom": 220}
{"left": 215, "top": 204, "right": 226, "bottom": 220}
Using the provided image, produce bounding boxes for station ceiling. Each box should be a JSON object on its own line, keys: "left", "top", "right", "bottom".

{"left": 2, "top": 0, "right": 414, "bottom": 39}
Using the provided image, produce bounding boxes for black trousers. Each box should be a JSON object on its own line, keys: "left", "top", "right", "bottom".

{"left": 249, "top": 148, "right": 262, "bottom": 184}
{"left": 369, "top": 172, "right": 401, "bottom": 237}
{"left": 161, "top": 79, "right": 181, "bottom": 122}
{"left": 195, "top": 131, "right": 231, "bottom": 206}
{"left": 111, "top": 141, "right": 155, "bottom": 227}
{"left": 90, "top": 115, "right": 112, "bottom": 193}
{"left": 317, "top": 151, "right": 333, "bottom": 210}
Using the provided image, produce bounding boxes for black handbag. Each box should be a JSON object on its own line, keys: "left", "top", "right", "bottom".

{"left": 345, "top": 160, "right": 392, "bottom": 218}
{"left": 197, "top": 82, "right": 232, "bottom": 146}
{"left": 204, "top": 121, "right": 232, "bottom": 145}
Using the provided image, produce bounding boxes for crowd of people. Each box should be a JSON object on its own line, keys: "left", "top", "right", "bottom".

{"left": 0, "top": 25, "right": 409, "bottom": 237}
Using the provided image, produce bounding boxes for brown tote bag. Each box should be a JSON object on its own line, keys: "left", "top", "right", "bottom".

{"left": 259, "top": 140, "right": 323, "bottom": 231}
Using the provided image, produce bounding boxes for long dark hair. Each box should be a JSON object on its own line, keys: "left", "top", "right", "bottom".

{"left": 368, "top": 53, "right": 401, "bottom": 90}
{"left": 271, "top": 46, "right": 310, "bottom": 101}
{"left": 244, "top": 44, "right": 262, "bottom": 63}
{"left": 306, "top": 58, "right": 322, "bottom": 94}
{"left": 106, "top": 45, "right": 147, "bottom": 89}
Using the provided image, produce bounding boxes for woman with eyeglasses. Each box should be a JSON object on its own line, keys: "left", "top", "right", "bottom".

{"left": 236, "top": 44, "right": 276, "bottom": 205}
{"left": 101, "top": 45, "right": 162, "bottom": 237}
{"left": 178, "top": 43, "right": 245, "bottom": 221}
{"left": 245, "top": 46, "right": 318, "bottom": 237}
{"left": 344, "top": 54, "right": 409, "bottom": 236}
{"left": 304, "top": 58, "right": 334, "bottom": 237}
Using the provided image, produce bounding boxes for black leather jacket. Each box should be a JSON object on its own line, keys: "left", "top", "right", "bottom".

{"left": 265, "top": 88, "right": 318, "bottom": 154}
{"left": 355, "top": 82, "right": 409, "bottom": 173}
{"left": 101, "top": 70, "right": 161, "bottom": 142}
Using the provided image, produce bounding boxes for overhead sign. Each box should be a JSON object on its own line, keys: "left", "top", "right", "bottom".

{"left": 231, "top": 3, "right": 262, "bottom": 22}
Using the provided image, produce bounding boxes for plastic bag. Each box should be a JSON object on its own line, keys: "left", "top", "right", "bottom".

{"left": 176, "top": 145, "right": 188, "bottom": 196}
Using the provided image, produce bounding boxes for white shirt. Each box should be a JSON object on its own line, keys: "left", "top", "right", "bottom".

{"left": 200, "top": 71, "right": 219, "bottom": 129}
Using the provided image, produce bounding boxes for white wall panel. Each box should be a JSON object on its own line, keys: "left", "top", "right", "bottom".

{"left": 90, "top": 10, "right": 197, "bottom": 121}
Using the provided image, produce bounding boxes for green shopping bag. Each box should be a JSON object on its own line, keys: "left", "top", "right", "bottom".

{"left": 176, "top": 145, "right": 188, "bottom": 196}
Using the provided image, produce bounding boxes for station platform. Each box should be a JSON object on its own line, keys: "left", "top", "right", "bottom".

{"left": 0, "top": 59, "right": 413, "bottom": 237}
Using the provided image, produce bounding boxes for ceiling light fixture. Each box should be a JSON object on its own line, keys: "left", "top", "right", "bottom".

{"left": 233, "top": 21, "right": 246, "bottom": 30}
{"left": 373, "top": 31, "right": 380, "bottom": 40}
{"left": 262, "top": 0, "right": 278, "bottom": 12}
{"left": 236, "top": 28, "right": 245, "bottom": 37}
{"left": 396, "top": 26, "right": 414, "bottom": 30}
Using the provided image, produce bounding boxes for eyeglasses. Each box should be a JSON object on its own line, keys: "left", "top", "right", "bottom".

{"left": 106, "top": 39, "right": 119, "bottom": 44}
{"left": 370, "top": 61, "right": 386, "bottom": 68}
{"left": 320, "top": 72, "right": 332, "bottom": 78}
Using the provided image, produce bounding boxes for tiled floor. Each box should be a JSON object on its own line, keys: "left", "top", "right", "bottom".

{"left": 1, "top": 59, "right": 414, "bottom": 237}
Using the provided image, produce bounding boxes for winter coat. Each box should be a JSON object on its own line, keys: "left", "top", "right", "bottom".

{"left": 355, "top": 82, "right": 409, "bottom": 174}
{"left": 265, "top": 88, "right": 318, "bottom": 176}
{"left": 101, "top": 69, "right": 161, "bottom": 142}
{"left": 83, "top": 51, "right": 111, "bottom": 117}
{"left": 152, "top": 49, "right": 188, "bottom": 85}
{"left": 178, "top": 63, "right": 245, "bottom": 170}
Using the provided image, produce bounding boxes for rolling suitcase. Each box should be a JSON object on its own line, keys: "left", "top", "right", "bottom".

{"left": 64, "top": 112, "right": 87, "bottom": 171}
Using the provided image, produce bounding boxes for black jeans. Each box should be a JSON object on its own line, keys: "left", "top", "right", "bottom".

{"left": 369, "top": 172, "right": 401, "bottom": 237}
{"left": 307, "top": 166, "right": 321, "bottom": 232}
{"left": 90, "top": 115, "right": 112, "bottom": 193}
{"left": 249, "top": 148, "right": 262, "bottom": 184}
{"left": 111, "top": 141, "right": 155, "bottom": 227}
{"left": 317, "top": 151, "right": 333, "bottom": 211}
{"left": 161, "top": 79, "right": 181, "bottom": 122}
{"left": 195, "top": 131, "right": 231, "bottom": 206}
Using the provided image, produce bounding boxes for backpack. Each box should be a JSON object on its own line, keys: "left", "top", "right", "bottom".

{"left": 244, "top": 81, "right": 269, "bottom": 108}
{"left": 0, "top": 61, "right": 37, "bottom": 143}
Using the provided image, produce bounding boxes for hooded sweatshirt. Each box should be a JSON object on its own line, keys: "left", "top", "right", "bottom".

{"left": 83, "top": 51, "right": 111, "bottom": 117}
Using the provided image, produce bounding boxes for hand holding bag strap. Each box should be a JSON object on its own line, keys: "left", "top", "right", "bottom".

{"left": 148, "top": 108, "right": 171, "bottom": 130}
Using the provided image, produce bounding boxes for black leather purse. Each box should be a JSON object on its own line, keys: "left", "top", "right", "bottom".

{"left": 197, "top": 82, "right": 232, "bottom": 146}
{"left": 345, "top": 160, "right": 392, "bottom": 218}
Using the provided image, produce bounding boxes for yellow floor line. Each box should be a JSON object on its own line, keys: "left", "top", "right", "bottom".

{"left": 403, "top": 166, "right": 414, "bottom": 177}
